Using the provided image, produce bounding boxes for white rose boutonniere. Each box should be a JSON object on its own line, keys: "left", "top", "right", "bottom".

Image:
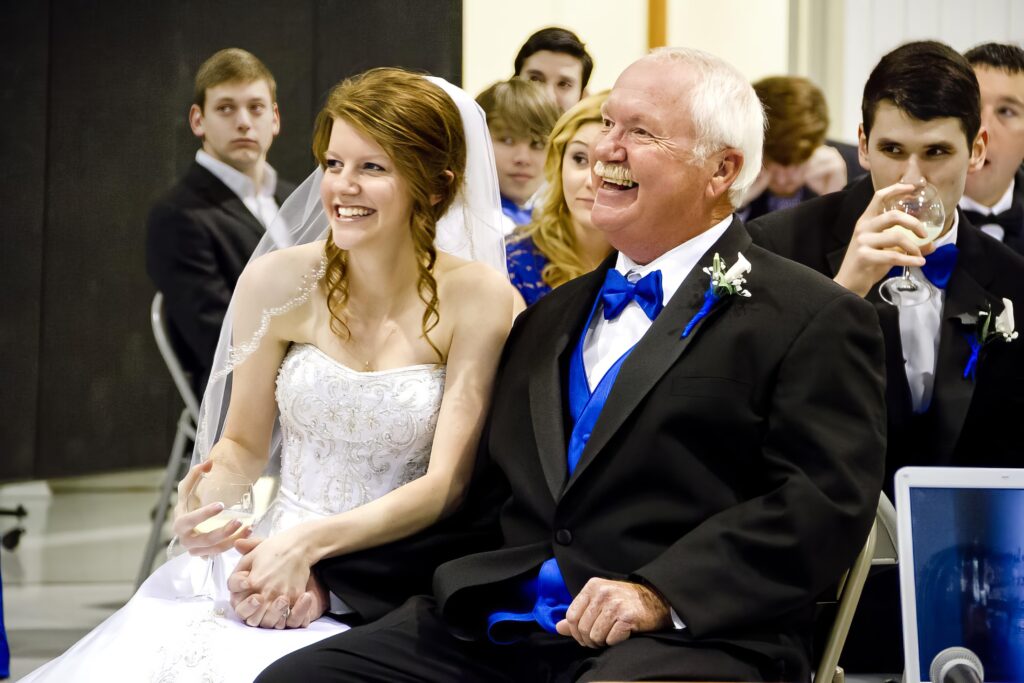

{"left": 958, "top": 297, "right": 1018, "bottom": 380}
{"left": 995, "top": 297, "right": 1018, "bottom": 341}
{"left": 681, "top": 252, "right": 752, "bottom": 338}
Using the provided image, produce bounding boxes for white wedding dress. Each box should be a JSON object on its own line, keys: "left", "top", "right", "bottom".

{"left": 23, "top": 344, "right": 446, "bottom": 683}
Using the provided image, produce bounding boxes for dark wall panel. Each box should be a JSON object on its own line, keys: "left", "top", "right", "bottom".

{"left": 0, "top": 2, "right": 48, "bottom": 480}
{"left": 313, "top": 0, "right": 463, "bottom": 109}
{"left": 5, "top": 0, "right": 461, "bottom": 480}
{"left": 37, "top": 0, "right": 183, "bottom": 477}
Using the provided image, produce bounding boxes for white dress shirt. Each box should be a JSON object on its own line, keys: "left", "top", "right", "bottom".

{"left": 582, "top": 216, "right": 734, "bottom": 391}
{"left": 960, "top": 179, "right": 1015, "bottom": 242}
{"left": 195, "top": 149, "right": 280, "bottom": 228}
{"left": 897, "top": 212, "right": 959, "bottom": 413}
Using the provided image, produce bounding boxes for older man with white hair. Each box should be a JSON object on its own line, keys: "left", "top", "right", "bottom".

{"left": 258, "top": 48, "right": 886, "bottom": 683}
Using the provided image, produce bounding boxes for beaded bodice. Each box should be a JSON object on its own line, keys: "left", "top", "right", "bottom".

{"left": 258, "top": 343, "right": 445, "bottom": 534}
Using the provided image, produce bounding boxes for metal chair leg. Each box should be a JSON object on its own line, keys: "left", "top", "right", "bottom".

{"left": 135, "top": 407, "right": 191, "bottom": 589}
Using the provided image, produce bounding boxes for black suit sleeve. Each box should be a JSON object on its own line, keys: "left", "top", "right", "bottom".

{"left": 634, "top": 291, "right": 886, "bottom": 637}
{"left": 146, "top": 201, "right": 233, "bottom": 382}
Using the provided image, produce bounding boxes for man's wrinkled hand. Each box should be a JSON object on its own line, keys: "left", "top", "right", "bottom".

{"left": 555, "top": 578, "right": 672, "bottom": 648}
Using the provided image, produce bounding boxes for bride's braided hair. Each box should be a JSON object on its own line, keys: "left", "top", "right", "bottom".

{"left": 311, "top": 68, "right": 466, "bottom": 361}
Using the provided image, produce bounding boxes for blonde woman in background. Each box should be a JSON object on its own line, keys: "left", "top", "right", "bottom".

{"left": 505, "top": 92, "right": 612, "bottom": 306}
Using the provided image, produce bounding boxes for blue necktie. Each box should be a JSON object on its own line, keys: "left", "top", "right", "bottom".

{"left": 600, "top": 269, "right": 664, "bottom": 320}
{"left": 886, "top": 243, "right": 958, "bottom": 289}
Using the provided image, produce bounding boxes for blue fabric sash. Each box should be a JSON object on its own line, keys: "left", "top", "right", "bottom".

{"left": 486, "top": 293, "right": 637, "bottom": 643}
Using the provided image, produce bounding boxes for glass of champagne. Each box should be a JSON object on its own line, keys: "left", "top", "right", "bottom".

{"left": 183, "top": 465, "right": 255, "bottom": 600}
{"left": 877, "top": 181, "right": 945, "bottom": 307}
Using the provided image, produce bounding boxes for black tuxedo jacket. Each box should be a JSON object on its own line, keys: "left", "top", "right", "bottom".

{"left": 413, "top": 219, "right": 885, "bottom": 677}
{"left": 973, "top": 167, "right": 1024, "bottom": 256}
{"left": 145, "top": 161, "right": 295, "bottom": 393}
{"left": 749, "top": 177, "right": 1024, "bottom": 493}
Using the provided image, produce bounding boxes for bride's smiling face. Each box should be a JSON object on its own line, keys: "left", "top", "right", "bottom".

{"left": 320, "top": 117, "right": 414, "bottom": 250}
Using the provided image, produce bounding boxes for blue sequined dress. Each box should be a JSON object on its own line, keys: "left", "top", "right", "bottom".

{"left": 505, "top": 234, "right": 552, "bottom": 306}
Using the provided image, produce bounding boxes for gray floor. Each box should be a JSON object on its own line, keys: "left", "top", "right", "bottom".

{"left": 1, "top": 469, "right": 169, "bottom": 681}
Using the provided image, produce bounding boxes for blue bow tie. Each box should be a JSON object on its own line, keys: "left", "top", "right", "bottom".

{"left": 886, "top": 243, "right": 959, "bottom": 289}
{"left": 600, "top": 269, "right": 664, "bottom": 321}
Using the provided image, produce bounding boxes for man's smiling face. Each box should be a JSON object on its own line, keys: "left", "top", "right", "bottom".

{"left": 590, "top": 58, "right": 715, "bottom": 261}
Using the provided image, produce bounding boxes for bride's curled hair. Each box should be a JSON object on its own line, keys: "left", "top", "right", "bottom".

{"left": 312, "top": 68, "right": 467, "bottom": 359}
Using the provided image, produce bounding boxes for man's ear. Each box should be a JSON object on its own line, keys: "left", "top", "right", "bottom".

{"left": 857, "top": 124, "right": 870, "bottom": 171}
{"left": 430, "top": 170, "right": 456, "bottom": 206}
{"left": 967, "top": 127, "right": 988, "bottom": 175}
{"left": 189, "top": 104, "right": 205, "bottom": 139}
{"left": 271, "top": 102, "right": 282, "bottom": 138}
{"left": 706, "top": 148, "right": 742, "bottom": 201}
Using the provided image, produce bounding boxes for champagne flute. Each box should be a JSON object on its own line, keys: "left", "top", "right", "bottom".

{"left": 877, "top": 182, "right": 945, "bottom": 307}
{"left": 183, "top": 466, "right": 255, "bottom": 600}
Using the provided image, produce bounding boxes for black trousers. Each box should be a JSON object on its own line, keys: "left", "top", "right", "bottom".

{"left": 256, "top": 596, "right": 774, "bottom": 683}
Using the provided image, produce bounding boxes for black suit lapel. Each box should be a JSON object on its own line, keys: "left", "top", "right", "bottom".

{"left": 563, "top": 222, "right": 752, "bottom": 496}
{"left": 929, "top": 219, "right": 999, "bottom": 460}
{"left": 529, "top": 261, "right": 610, "bottom": 500}
{"left": 186, "top": 162, "right": 266, "bottom": 240}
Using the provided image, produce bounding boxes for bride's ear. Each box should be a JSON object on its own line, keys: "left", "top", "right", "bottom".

{"left": 430, "top": 170, "right": 455, "bottom": 206}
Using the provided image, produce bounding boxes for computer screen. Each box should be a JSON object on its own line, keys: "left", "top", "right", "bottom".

{"left": 907, "top": 486, "right": 1024, "bottom": 682}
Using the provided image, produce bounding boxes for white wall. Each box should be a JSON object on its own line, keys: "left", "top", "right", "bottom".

{"left": 462, "top": 0, "right": 790, "bottom": 98}
{"left": 666, "top": 0, "right": 790, "bottom": 82}
{"left": 834, "top": 0, "right": 1024, "bottom": 142}
{"left": 464, "top": 0, "right": 1024, "bottom": 145}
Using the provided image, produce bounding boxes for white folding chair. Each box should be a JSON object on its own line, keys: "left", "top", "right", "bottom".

{"left": 815, "top": 493, "right": 900, "bottom": 683}
{"left": 135, "top": 292, "right": 200, "bottom": 589}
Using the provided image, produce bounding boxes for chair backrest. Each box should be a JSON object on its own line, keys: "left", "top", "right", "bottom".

{"left": 151, "top": 292, "right": 200, "bottom": 422}
{"left": 815, "top": 492, "right": 897, "bottom": 683}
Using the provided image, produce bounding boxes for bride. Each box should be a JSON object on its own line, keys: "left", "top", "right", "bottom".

{"left": 22, "top": 68, "right": 517, "bottom": 682}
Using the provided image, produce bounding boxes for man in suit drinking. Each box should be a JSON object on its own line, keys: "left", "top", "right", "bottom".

{"left": 258, "top": 48, "right": 886, "bottom": 683}
{"left": 146, "top": 48, "right": 294, "bottom": 395}
{"left": 748, "top": 41, "right": 1024, "bottom": 672}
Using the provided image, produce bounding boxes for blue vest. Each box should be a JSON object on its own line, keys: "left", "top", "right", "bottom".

{"left": 486, "top": 294, "right": 637, "bottom": 643}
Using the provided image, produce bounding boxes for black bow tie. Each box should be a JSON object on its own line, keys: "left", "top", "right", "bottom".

{"left": 962, "top": 203, "right": 1024, "bottom": 237}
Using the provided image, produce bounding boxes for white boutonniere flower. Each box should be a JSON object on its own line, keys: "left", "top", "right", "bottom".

{"left": 704, "top": 252, "right": 752, "bottom": 298}
{"left": 957, "top": 297, "right": 1018, "bottom": 380}
{"left": 994, "top": 297, "right": 1018, "bottom": 341}
{"left": 682, "top": 252, "right": 752, "bottom": 338}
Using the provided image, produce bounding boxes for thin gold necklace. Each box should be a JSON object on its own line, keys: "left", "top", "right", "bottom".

{"left": 349, "top": 322, "right": 397, "bottom": 372}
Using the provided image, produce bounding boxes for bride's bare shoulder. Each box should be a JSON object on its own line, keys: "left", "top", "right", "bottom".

{"left": 235, "top": 241, "right": 327, "bottom": 303}
{"left": 436, "top": 253, "right": 515, "bottom": 319}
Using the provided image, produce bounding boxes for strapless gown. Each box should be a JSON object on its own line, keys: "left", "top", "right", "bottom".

{"left": 22, "top": 344, "right": 446, "bottom": 682}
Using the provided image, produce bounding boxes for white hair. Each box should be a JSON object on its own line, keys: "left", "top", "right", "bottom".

{"left": 647, "top": 47, "right": 765, "bottom": 209}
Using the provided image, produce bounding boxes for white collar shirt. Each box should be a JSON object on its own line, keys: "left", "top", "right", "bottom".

{"left": 582, "top": 216, "right": 734, "bottom": 392}
{"left": 898, "top": 211, "right": 959, "bottom": 413}
{"left": 195, "top": 149, "right": 280, "bottom": 228}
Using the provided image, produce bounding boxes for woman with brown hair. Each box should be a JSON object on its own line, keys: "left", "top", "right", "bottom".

{"left": 22, "top": 67, "right": 514, "bottom": 683}
{"left": 506, "top": 92, "right": 613, "bottom": 305}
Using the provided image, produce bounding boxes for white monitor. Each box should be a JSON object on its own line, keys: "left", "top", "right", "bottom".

{"left": 895, "top": 466, "right": 1024, "bottom": 683}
